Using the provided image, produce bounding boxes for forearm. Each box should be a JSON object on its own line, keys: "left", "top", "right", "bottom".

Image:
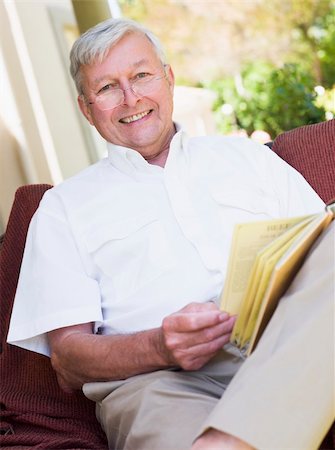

{"left": 48, "top": 303, "right": 235, "bottom": 392}
{"left": 48, "top": 324, "right": 171, "bottom": 391}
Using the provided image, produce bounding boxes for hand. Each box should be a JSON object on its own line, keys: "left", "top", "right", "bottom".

{"left": 192, "top": 429, "right": 255, "bottom": 450}
{"left": 159, "top": 302, "right": 235, "bottom": 371}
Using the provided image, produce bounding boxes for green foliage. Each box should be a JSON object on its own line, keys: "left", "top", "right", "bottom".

{"left": 316, "top": 87, "right": 335, "bottom": 114}
{"left": 317, "top": 3, "right": 335, "bottom": 88}
{"left": 120, "top": 0, "right": 334, "bottom": 135}
{"left": 206, "top": 63, "right": 326, "bottom": 138}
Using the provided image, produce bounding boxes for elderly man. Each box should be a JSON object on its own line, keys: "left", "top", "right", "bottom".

{"left": 8, "top": 18, "right": 333, "bottom": 450}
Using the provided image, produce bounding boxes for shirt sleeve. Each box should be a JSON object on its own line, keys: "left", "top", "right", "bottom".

{"left": 7, "top": 190, "right": 103, "bottom": 357}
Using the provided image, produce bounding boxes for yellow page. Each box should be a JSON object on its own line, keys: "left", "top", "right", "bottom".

{"left": 230, "top": 215, "right": 314, "bottom": 345}
{"left": 231, "top": 251, "right": 267, "bottom": 346}
{"left": 246, "top": 211, "right": 333, "bottom": 355}
{"left": 220, "top": 215, "right": 312, "bottom": 315}
{"left": 239, "top": 235, "right": 296, "bottom": 349}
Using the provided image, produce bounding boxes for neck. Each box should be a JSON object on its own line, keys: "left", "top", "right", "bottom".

{"left": 147, "top": 146, "right": 170, "bottom": 168}
{"left": 146, "top": 123, "right": 176, "bottom": 168}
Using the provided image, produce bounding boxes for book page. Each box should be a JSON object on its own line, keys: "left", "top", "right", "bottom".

{"left": 239, "top": 234, "right": 296, "bottom": 348}
{"left": 245, "top": 211, "right": 333, "bottom": 355}
{"left": 230, "top": 216, "right": 314, "bottom": 346}
{"left": 220, "top": 214, "right": 313, "bottom": 315}
{"left": 230, "top": 252, "right": 266, "bottom": 346}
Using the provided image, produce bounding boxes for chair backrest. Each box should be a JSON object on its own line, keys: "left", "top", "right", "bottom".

{"left": 272, "top": 120, "right": 335, "bottom": 450}
{"left": 0, "top": 184, "right": 107, "bottom": 448}
{"left": 271, "top": 119, "right": 335, "bottom": 203}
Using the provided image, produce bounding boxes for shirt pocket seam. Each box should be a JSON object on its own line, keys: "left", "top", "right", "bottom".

{"left": 85, "top": 211, "right": 158, "bottom": 253}
{"left": 209, "top": 187, "right": 277, "bottom": 215}
{"left": 84, "top": 212, "right": 175, "bottom": 301}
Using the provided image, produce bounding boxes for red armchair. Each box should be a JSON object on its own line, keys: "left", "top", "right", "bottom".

{"left": 0, "top": 184, "right": 108, "bottom": 449}
{"left": 0, "top": 119, "right": 334, "bottom": 448}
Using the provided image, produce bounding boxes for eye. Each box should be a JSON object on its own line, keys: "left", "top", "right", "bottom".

{"left": 135, "top": 72, "right": 150, "bottom": 80}
{"left": 97, "top": 83, "right": 116, "bottom": 94}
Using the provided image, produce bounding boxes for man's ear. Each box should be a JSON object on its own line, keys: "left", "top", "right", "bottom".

{"left": 78, "top": 95, "right": 94, "bottom": 125}
{"left": 166, "top": 65, "right": 175, "bottom": 93}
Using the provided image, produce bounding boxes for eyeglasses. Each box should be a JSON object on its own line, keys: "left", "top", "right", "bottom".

{"left": 87, "top": 69, "right": 168, "bottom": 111}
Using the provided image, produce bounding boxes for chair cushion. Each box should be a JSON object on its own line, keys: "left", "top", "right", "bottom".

{"left": 271, "top": 119, "right": 335, "bottom": 203}
{"left": 0, "top": 184, "right": 107, "bottom": 449}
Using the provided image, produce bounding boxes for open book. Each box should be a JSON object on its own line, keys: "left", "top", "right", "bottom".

{"left": 220, "top": 201, "right": 335, "bottom": 357}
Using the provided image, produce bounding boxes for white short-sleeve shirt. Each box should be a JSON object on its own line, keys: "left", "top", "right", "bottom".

{"left": 7, "top": 129, "right": 324, "bottom": 356}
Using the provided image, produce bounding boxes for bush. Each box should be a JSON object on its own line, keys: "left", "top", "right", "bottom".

{"left": 206, "top": 63, "right": 326, "bottom": 138}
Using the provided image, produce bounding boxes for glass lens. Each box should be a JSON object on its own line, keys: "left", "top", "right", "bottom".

{"left": 132, "top": 74, "right": 165, "bottom": 97}
{"left": 95, "top": 89, "right": 123, "bottom": 110}
{"left": 94, "top": 73, "right": 166, "bottom": 111}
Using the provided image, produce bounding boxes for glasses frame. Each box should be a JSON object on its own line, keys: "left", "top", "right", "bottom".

{"left": 86, "top": 65, "right": 169, "bottom": 111}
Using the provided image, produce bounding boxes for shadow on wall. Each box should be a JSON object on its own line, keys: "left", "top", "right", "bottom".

{"left": 0, "top": 117, "right": 28, "bottom": 233}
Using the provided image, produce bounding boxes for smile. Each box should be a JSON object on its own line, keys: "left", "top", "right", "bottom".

{"left": 120, "top": 110, "right": 151, "bottom": 124}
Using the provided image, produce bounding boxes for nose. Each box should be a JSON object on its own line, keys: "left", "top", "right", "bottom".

{"left": 122, "top": 85, "right": 141, "bottom": 107}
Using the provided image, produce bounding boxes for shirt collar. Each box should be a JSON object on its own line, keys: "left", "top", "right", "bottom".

{"left": 106, "top": 123, "right": 186, "bottom": 177}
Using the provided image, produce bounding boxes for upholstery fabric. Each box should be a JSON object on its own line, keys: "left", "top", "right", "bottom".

{"left": 0, "top": 184, "right": 108, "bottom": 449}
{"left": 271, "top": 119, "right": 335, "bottom": 203}
{"left": 272, "top": 120, "right": 335, "bottom": 449}
{"left": 0, "top": 118, "right": 334, "bottom": 448}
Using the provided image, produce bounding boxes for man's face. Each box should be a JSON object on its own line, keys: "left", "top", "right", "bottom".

{"left": 78, "top": 32, "right": 175, "bottom": 161}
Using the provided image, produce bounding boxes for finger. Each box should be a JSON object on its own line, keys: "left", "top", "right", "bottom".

{"left": 164, "top": 315, "right": 236, "bottom": 355}
{"left": 197, "top": 315, "right": 236, "bottom": 344}
{"left": 175, "top": 334, "right": 231, "bottom": 370}
{"left": 180, "top": 301, "right": 220, "bottom": 314}
{"left": 163, "top": 310, "right": 229, "bottom": 333}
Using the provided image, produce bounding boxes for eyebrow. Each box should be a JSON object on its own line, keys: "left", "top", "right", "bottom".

{"left": 132, "top": 58, "right": 150, "bottom": 68}
{"left": 92, "top": 58, "right": 151, "bottom": 86}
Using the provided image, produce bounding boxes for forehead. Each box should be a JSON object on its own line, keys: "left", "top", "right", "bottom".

{"left": 81, "top": 32, "right": 161, "bottom": 84}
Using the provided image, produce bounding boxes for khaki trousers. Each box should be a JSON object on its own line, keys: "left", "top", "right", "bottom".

{"left": 84, "top": 223, "right": 335, "bottom": 450}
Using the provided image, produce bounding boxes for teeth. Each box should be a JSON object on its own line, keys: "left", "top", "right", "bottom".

{"left": 121, "top": 110, "right": 150, "bottom": 123}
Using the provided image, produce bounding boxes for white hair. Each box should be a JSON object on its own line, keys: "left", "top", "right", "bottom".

{"left": 70, "top": 17, "right": 167, "bottom": 94}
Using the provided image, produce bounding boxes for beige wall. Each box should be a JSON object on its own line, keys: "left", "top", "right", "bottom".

{"left": 0, "top": 0, "right": 100, "bottom": 232}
